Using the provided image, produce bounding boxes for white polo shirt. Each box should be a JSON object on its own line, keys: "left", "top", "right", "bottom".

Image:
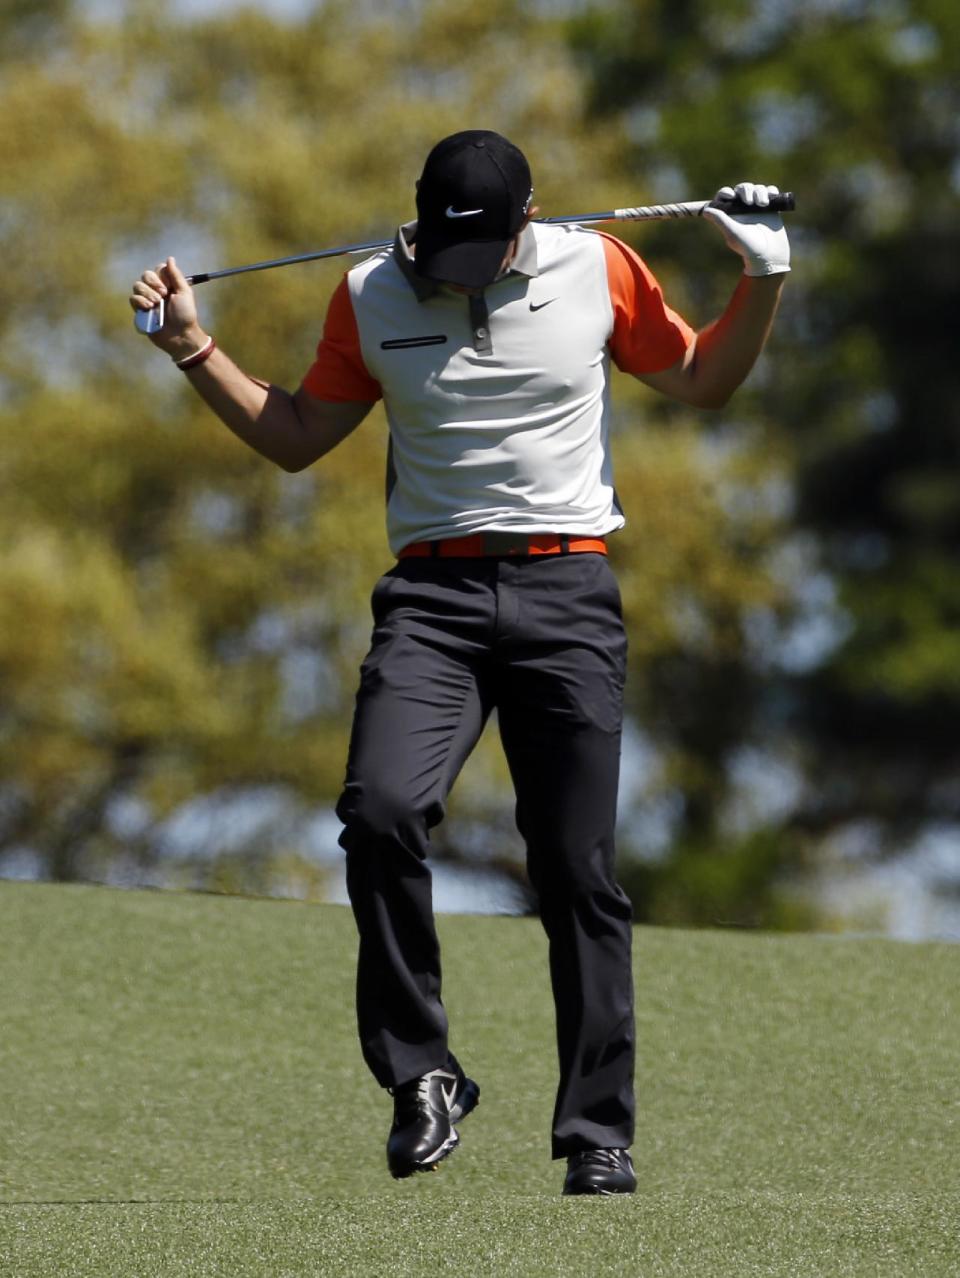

{"left": 302, "top": 221, "right": 693, "bottom": 556}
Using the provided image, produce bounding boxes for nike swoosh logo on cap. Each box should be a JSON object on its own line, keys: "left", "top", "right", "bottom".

{"left": 445, "top": 206, "right": 484, "bottom": 218}
{"left": 529, "top": 299, "right": 557, "bottom": 311}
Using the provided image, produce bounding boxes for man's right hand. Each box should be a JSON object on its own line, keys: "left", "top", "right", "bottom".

{"left": 129, "top": 257, "right": 210, "bottom": 361}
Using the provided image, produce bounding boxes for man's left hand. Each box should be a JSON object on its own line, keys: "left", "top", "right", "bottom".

{"left": 703, "top": 182, "right": 791, "bottom": 277}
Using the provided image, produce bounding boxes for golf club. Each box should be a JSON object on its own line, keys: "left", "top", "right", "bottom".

{"left": 134, "top": 190, "right": 795, "bottom": 334}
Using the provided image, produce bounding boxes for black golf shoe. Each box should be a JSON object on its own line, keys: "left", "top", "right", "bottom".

{"left": 562, "top": 1148, "right": 636, "bottom": 1196}
{"left": 386, "top": 1054, "right": 480, "bottom": 1179}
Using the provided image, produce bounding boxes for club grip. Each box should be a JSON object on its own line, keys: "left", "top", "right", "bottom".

{"left": 714, "top": 192, "right": 795, "bottom": 215}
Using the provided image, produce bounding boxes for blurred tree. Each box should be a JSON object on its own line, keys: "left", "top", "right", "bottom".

{"left": 0, "top": 0, "right": 797, "bottom": 913}
{"left": 567, "top": 0, "right": 960, "bottom": 912}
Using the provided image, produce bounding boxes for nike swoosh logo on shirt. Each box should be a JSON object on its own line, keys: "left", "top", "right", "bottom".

{"left": 529, "top": 299, "right": 557, "bottom": 311}
{"left": 446, "top": 206, "right": 484, "bottom": 218}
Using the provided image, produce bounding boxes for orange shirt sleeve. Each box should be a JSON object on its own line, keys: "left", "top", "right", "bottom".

{"left": 300, "top": 275, "right": 382, "bottom": 403}
{"left": 600, "top": 233, "right": 695, "bottom": 376}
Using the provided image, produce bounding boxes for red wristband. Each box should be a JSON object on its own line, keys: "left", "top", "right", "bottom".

{"left": 176, "top": 336, "right": 216, "bottom": 371}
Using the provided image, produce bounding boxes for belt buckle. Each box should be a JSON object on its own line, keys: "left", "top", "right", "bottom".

{"left": 481, "top": 531, "right": 530, "bottom": 556}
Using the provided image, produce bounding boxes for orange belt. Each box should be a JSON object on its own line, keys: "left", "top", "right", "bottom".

{"left": 398, "top": 533, "right": 607, "bottom": 559}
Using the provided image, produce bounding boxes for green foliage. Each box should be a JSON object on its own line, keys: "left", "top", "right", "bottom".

{"left": 567, "top": 0, "right": 960, "bottom": 872}
{"left": 621, "top": 826, "right": 816, "bottom": 931}
{"left": 9, "top": 0, "right": 941, "bottom": 925}
{"left": 5, "top": 0, "right": 719, "bottom": 887}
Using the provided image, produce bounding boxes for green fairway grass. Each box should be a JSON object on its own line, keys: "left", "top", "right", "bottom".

{"left": 1, "top": 882, "right": 959, "bottom": 1276}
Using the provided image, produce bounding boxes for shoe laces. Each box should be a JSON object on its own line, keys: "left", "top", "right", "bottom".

{"left": 570, "top": 1148, "right": 629, "bottom": 1171}
{"left": 390, "top": 1074, "right": 440, "bottom": 1123}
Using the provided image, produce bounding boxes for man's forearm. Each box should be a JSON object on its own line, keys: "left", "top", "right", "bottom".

{"left": 688, "top": 274, "right": 785, "bottom": 409}
{"left": 175, "top": 333, "right": 313, "bottom": 471}
{"left": 131, "top": 257, "right": 369, "bottom": 470}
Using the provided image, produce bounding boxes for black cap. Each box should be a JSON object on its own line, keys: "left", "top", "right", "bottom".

{"left": 414, "top": 130, "right": 533, "bottom": 289}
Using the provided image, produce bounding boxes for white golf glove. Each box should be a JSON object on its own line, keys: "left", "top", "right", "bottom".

{"left": 702, "top": 182, "right": 791, "bottom": 276}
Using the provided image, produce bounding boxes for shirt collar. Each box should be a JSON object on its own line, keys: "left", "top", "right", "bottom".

{"left": 393, "top": 220, "right": 539, "bottom": 302}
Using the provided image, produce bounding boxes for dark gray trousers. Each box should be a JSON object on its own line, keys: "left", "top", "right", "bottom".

{"left": 336, "top": 551, "right": 634, "bottom": 1157}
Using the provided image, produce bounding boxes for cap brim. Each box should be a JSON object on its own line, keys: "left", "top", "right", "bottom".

{"left": 413, "top": 236, "right": 511, "bottom": 289}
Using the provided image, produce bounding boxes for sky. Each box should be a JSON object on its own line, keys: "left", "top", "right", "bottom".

{"left": 169, "top": 0, "right": 315, "bottom": 14}
{"left": 82, "top": 0, "right": 317, "bottom": 19}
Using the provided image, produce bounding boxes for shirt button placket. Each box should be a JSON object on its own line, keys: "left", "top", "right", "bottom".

{"left": 469, "top": 294, "right": 493, "bottom": 356}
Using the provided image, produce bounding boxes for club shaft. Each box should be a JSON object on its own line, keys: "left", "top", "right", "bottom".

{"left": 186, "top": 239, "right": 394, "bottom": 285}
{"left": 185, "top": 193, "right": 795, "bottom": 286}
{"left": 544, "top": 200, "right": 710, "bottom": 226}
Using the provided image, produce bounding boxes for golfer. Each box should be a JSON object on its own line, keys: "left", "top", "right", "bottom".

{"left": 130, "top": 130, "right": 789, "bottom": 1195}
